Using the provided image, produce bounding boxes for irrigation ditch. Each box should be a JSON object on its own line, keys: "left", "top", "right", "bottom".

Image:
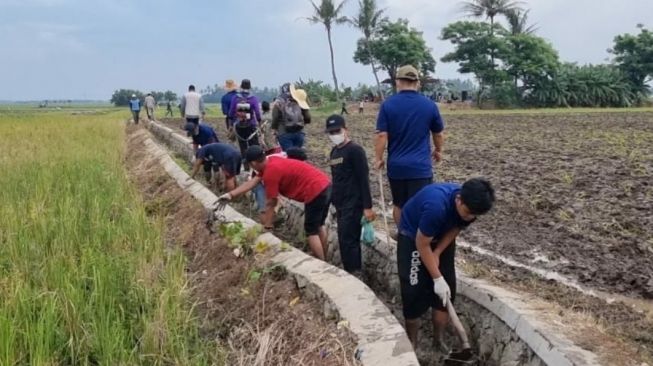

{"left": 142, "top": 120, "right": 602, "bottom": 366}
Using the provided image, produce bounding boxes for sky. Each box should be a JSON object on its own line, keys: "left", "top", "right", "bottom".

{"left": 0, "top": 0, "right": 650, "bottom": 101}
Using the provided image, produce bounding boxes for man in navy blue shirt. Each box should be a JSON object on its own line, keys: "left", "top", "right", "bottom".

{"left": 374, "top": 65, "right": 445, "bottom": 227}
{"left": 397, "top": 178, "right": 494, "bottom": 348}
{"left": 221, "top": 79, "right": 238, "bottom": 130}
{"left": 184, "top": 122, "right": 219, "bottom": 153}
{"left": 191, "top": 143, "right": 242, "bottom": 192}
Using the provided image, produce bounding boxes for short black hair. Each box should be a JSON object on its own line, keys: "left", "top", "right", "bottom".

{"left": 460, "top": 178, "right": 495, "bottom": 215}
{"left": 261, "top": 100, "right": 270, "bottom": 112}
{"left": 241, "top": 79, "right": 251, "bottom": 90}
{"left": 286, "top": 147, "right": 307, "bottom": 161}
{"left": 188, "top": 85, "right": 195, "bottom": 91}
{"left": 245, "top": 145, "right": 265, "bottom": 163}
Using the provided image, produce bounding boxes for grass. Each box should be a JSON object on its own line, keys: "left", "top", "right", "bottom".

{"left": 0, "top": 109, "right": 223, "bottom": 364}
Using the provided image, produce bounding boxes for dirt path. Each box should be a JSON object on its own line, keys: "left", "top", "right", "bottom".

{"left": 125, "top": 126, "right": 359, "bottom": 366}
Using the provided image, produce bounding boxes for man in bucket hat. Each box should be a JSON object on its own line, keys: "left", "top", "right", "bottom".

{"left": 272, "top": 83, "right": 312, "bottom": 151}
{"left": 221, "top": 79, "right": 238, "bottom": 130}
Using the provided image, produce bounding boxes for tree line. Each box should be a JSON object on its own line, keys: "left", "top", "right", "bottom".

{"left": 110, "top": 89, "right": 178, "bottom": 107}
{"left": 309, "top": 0, "right": 652, "bottom": 108}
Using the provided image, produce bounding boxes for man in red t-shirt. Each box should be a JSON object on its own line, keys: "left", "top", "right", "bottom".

{"left": 219, "top": 146, "right": 332, "bottom": 260}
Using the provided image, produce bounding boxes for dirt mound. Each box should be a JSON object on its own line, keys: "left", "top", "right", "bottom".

{"left": 125, "top": 126, "right": 359, "bottom": 365}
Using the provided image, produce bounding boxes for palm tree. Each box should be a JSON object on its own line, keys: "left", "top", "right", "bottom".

{"left": 460, "top": 0, "right": 523, "bottom": 36}
{"left": 505, "top": 9, "right": 538, "bottom": 35}
{"left": 350, "top": 0, "right": 386, "bottom": 100}
{"left": 307, "top": 0, "right": 349, "bottom": 100}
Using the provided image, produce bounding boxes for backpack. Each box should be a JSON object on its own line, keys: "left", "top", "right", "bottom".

{"left": 278, "top": 99, "right": 304, "bottom": 130}
{"left": 234, "top": 93, "right": 253, "bottom": 128}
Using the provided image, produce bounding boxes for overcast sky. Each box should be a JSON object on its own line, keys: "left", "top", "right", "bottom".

{"left": 0, "top": 0, "right": 650, "bottom": 100}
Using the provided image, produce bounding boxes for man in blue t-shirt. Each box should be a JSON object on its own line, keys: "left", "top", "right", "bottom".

{"left": 397, "top": 178, "right": 494, "bottom": 349}
{"left": 374, "top": 65, "right": 445, "bottom": 226}
{"left": 221, "top": 79, "right": 238, "bottom": 130}
{"left": 190, "top": 143, "right": 242, "bottom": 192}
{"left": 184, "top": 122, "right": 219, "bottom": 153}
{"left": 128, "top": 94, "right": 141, "bottom": 124}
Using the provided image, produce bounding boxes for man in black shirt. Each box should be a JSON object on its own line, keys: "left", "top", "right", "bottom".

{"left": 326, "top": 114, "right": 376, "bottom": 276}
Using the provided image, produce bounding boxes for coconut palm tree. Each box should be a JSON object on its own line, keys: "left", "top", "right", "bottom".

{"left": 307, "top": 0, "right": 349, "bottom": 100}
{"left": 350, "top": 0, "right": 386, "bottom": 100}
{"left": 505, "top": 9, "right": 538, "bottom": 35}
{"left": 460, "top": 0, "right": 523, "bottom": 36}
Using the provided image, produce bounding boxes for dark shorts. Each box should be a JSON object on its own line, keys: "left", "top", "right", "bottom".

{"left": 221, "top": 156, "right": 241, "bottom": 178}
{"left": 203, "top": 157, "right": 241, "bottom": 178}
{"left": 397, "top": 234, "right": 456, "bottom": 319}
{"left": 389, "top": 178, "right": 432, "bottom": 208}
{"left": 304, "top": 185, "right": 332, "bottom": 236}
{"left": 186, "top": 117, "right": 200, "bottom": 125}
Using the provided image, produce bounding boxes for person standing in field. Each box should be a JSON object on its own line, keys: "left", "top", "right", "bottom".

{"left": 218, "top": 146, "right": 332, "bottom": 261}
{"left": 129, "top": 94, "right": 141, "bottom": 124}
{"left": 326, "top": 114, "right": 376, "bottom": 276}
{"left": 272, "top": 83, "right": 311, "bottom": 151}
{"left": 397, "top": 179, "right": 494, "bottom": 348}
{"left": 340, "top": 101, "right": 349, "bottom": 115}
{"left": 359, "top": 100, "right": 365, "bottom": 114}
{"left": 374, "top": 65, "right": 445, "bottom": 227}
{"left": 144, "top": 93, "right": 156, "bottom": 121}
{"left": 180, "top": 84, "right": 205, "bottom": 125}
{"left": 221, "top": 79, "right": 238, "bottom": 131}
{"left": 228, "top": 79, "right": 261, "bottom": 171}
{"left": 166, "top": 100, "right": 173, "bottom": 117}
{"left": 190, "top": 142, "right": 241, "bottom": 192}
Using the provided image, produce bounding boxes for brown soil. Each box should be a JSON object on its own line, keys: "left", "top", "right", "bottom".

{"left": 125, "top": 125, "right": 359, "bottom": 366}
{"left": 161, "top": 110, "right": 653, "bottom": 300}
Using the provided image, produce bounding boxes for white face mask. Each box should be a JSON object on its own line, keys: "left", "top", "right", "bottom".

{"left": 328, "top": 132, "right": 345, "bottom": 146}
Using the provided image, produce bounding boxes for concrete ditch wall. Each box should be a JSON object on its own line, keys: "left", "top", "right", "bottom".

{"left": 138, "top": 126, "right": 419, "bottom": 366}
{"left": 146, "top": 121, "right": 600, "bottom": 366}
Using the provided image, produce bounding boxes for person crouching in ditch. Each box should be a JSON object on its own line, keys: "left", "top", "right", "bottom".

{"left": 191, "top": 143, "right": 241, "bottom": 192}
{"left": 397, "top": 178, "right": 494, "bottom": 350}
{"left": 218, "top": 145, "right": 332, "bottom": 261}
{"left": 325, "top": 114, "right": 376, "bottom": 277}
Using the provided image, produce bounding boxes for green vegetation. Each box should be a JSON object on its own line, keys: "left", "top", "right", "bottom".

{"left": 0, "top": 109, "right": 222, "bottom": 364}
{"left": 306, "top": 0, "right": 349, "bottom": 100}
{"left": 110, "top": 89, "right": 178, "bottom": 106}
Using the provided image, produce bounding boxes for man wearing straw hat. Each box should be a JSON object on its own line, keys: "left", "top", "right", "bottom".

{"left": 221, "top": 79, "right": 238, "bottom": 130}
{"left": 374, "top": 65, "right": 445, "bottom": 228}
{"left": 272, "top": 83, "right": 311, "bottom": 151}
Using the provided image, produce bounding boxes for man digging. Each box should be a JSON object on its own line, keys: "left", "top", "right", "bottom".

{"left": 396, "top": 178, "right": 494, "bottom": 351}
{"left": 218, "top": 146, "right": 332, "bottom": 261}
{"left": 191, "top": 143, "right": 241, "bottom": 192}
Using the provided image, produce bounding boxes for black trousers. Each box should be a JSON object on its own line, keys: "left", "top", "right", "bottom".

{"left": 335, "top": 205, "right": 363, "bottom": 273}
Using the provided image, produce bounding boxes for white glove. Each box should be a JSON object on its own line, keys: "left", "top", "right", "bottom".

{"left": 432, "top": 277, "right": 451, "bottom": 307}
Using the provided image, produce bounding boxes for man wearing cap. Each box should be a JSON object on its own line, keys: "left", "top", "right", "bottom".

{"left": 326, "top": 114, "right": 375, "bottom": 275}
{"left": 144, "top": 93, "right": 156, "bottom": 121}
{"left": 229, "top": 79, "right": 262, "bottom": 171}
{"left": 184, "top": 122, "right": 219, "bottom": 154}
{"left": 221, "top": 79, "right": 238, "bottom": 130}
{"left": 180, "top": 84, "right": 205, "bottom": 125}
{"left": 272, "top": 83, "right": 311, "bottom": 151}
{"left": 397, "top": 178, "right": 494, "bottom": 348}
{"left": 374, "top": 65, "right": 445, "bottom": 227}
{"left": 190, "top": 143, "right": 241, "bottom": 192}
{"left": 128, "top": 94, "right": 141, "bottom": 124}
{"left": 218, "top": 146, "right": 332, "bottom": 261}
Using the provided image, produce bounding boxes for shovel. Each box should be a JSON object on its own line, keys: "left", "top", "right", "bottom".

{"left": 444, "top": 301, "right": 478, "bottom": 365}
{"left": 376, "top": 170, "right": 391, "bottom": 244}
